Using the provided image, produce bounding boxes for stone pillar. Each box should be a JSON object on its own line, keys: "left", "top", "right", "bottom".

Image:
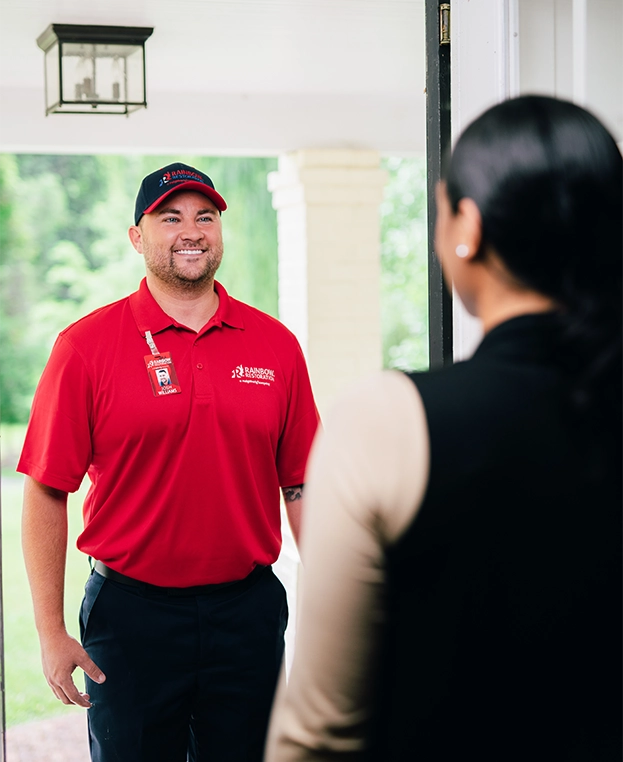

{"left": 268, "top": 149, "right": 387, "bottom": 417}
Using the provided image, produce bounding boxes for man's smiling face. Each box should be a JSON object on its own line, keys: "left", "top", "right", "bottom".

{"left": 130, "top": 190, "right": 224, "bottom": 291}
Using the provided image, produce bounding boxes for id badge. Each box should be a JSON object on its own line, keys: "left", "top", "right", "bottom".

{"left": 144, "top": 352, "right": 182, "bottom": 396}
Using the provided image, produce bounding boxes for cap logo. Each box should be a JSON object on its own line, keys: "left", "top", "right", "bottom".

{"left": 135, "top": 162, "right": 226, "bottom": 224}
{"left": 158, "top": 169, "right": 206, "bottom": 188}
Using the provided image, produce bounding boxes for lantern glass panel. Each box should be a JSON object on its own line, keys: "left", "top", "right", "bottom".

{"left": 125, "top": 47, "right": 146, "bottom": 104}
{"left": 44, "top": 42, "right": 60, "bottom": 111}
{"left": 61, "top": 42, "right": 97, "bottom": 103}
{"left": 95, "top": 46, "right": 126, "bottom": 103}
{"left": 60, "top": 42, "right": 145, "bottom": 106}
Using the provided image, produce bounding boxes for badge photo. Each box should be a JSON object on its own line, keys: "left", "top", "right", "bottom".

{"left": 144, "top": 352, "right": 182, "bottom": 397}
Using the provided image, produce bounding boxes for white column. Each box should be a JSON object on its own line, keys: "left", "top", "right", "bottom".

{"left": 268, "top": 149, "right": 387, "bottom": 418}
{"left": 269, "top": 150, "right": 387, "bottom": 672}
{"left": 450, "top": 0, "right": 519, "bottom": 360}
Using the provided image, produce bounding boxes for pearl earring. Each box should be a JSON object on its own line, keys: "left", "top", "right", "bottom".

{"left": 455, "top": 244, "right": 469, "bottom": 258}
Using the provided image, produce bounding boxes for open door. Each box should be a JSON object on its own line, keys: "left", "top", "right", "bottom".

{"left": 425, "top": 0, "right": 453, "bottom": 369}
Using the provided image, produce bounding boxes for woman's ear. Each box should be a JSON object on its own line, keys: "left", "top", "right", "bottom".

{"left": 455, "top": 198, "right": 483, "bottom": 261}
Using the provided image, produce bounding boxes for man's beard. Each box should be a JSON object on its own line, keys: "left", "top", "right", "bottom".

{"left": 144, "top": 243, "right": 224, "bottom": 291}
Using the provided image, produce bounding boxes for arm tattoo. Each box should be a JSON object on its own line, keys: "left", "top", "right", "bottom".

{"left": 282, "top": 484, "right": 304, "bottom": 502}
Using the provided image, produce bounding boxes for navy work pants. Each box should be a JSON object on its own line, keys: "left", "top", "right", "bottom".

{"left": 80, "top": 565, "right": 287, "bottom": 762}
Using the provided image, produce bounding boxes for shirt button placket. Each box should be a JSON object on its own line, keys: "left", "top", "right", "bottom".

{"left": 192, "top": 342, "right": 212, "bottom": 399}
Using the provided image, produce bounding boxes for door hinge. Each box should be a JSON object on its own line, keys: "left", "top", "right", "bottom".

{"left": 440, "top": 3, "right": 450, "bottom": 45}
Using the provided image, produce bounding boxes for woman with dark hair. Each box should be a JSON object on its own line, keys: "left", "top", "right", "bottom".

{"left": 265, "top": 96, "right": 622, "bottom": 762}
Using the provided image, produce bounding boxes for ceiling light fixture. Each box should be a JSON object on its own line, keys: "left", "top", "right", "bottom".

{"left": 36, "top": 24, "right": 154, "bottom": 116}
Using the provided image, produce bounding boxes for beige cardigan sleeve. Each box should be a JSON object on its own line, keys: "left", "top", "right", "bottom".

{"left": 265, "top": 370, "right": 430, "bottom": 761}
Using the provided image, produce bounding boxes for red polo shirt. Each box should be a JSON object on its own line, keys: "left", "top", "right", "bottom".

{"left": 18, "top": 280, "right": 320, "bottom": 586}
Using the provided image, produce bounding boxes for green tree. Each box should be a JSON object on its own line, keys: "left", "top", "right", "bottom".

{"left": 0, "top": 154, "right": 280, "bottom": 424}
{"left": 1, "top": 153, "right": 428, "bottom": 423}
{"left": 0, "top": 155, "right": 37, "bottom": 423}
{"left": 380, "top": 156, "right": 429, "bottom": 371}
{"left": 17, "top": 155, "right": 109, "bottom": 269}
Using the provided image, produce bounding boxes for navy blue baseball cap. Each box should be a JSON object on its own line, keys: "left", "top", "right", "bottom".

{"left": 134, "top": 162, "right": 227, "bottom": 224}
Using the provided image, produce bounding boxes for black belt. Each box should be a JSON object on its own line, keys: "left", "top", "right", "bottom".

{"left": 92, "top": 559, "right": 266, "bottom": 597}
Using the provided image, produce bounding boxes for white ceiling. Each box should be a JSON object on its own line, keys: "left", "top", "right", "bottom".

{"left": 0, "top": 0, "right": 427, "bottom": 155}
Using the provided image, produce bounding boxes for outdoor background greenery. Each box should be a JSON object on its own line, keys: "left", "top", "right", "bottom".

{"left": 0, "top": 154, "right": 281, "bottom": 424}
{"left": 0, "top": 152, "right": 427, "bottom": 726}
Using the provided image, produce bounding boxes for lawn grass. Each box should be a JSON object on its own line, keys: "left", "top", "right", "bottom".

{"left": 2, "top": 424, "right": 90, "bottom": 727}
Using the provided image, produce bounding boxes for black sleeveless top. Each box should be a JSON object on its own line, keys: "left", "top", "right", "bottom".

{"left": 367, "top": 314, "right": 622, "bottom": 761}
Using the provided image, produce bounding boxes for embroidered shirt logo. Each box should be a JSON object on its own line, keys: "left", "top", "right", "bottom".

{"left": 231, "top": 364, "right": 275, "bottom": 386}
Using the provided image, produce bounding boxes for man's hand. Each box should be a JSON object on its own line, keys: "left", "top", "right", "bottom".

{"left": 22, "top": 476, "right": 106, "bottom": 707}
{"left": 40, "top": 629, "right": 106, "bottom": 707}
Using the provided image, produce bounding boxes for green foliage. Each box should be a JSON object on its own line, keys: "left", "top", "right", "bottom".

{"left": 216, "top": 158, "right": 279, "bottom": 313}
{"left": 0, "top": 155, "right": 44, "bottom": 422}
{"left": 18, "top": 155, "right": 110, "bottom": 269}
{"left": 0, "top": 156, "right": 16, "bottom": 261}
{"left": 0, "top": 152, "right": 428, "bottom": 425}
{"left": 380, "top": 156, "right": 429, "bottom": 371}
{"left": 0, "top": 154, "right": 278, "bottom": 424}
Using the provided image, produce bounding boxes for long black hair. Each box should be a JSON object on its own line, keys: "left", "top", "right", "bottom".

{"left": 444, "top": 95, "right": 622, "bottom": 424}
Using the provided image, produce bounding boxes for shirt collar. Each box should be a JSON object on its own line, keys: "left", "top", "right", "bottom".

{"left": 130, "top": 278, "right": 245, "bottom": 337}
{"left": 212, "top": 280, "right": 245, "bottom": 331}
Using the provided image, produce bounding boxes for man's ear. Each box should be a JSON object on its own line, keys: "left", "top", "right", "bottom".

{"left": 128, "top": 225, "right": 143, "bottom": 254}
{"left": 456, "top": 197, "right": 483, "bottom": 261}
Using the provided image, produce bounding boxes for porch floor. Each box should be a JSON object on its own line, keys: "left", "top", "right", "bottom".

{"left": 6, "top": 712, "right": 89, "bottom": 761}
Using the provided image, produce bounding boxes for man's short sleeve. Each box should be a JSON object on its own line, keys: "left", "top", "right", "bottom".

{"left": 17, "top": 334, "right": 93, "bottom": 492}
{"left": 276, "top": 339, "right": 320, "bottom": 488}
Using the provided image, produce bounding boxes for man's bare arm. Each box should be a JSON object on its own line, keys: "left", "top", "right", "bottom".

{"left": 22, "top": 475, "right": 105, "bottom": 707}
{"left": 281, "top": 484, "right": 304, "bottom": 546}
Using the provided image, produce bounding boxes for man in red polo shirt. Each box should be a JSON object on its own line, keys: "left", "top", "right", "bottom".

{"left": 19, "top": 163, "right": 320, "bottom": 762}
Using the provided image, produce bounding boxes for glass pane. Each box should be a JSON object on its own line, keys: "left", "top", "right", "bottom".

{"left": 59, "top": 42, "right": 144, "bottom": 105}
{"left": 61, "top": 43, "right": 96, "bottom": 103}
{"left": 93, "top": 53, "right": 127, "bottom": 103}
{"left": 44, "top": 43, "right": 60, "bottom": 111}
{"left": 92, "top": 44, "right": 143, "bottom": 104}
{"left": 125, "top": 48, "right": 146, "bottom": 104}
